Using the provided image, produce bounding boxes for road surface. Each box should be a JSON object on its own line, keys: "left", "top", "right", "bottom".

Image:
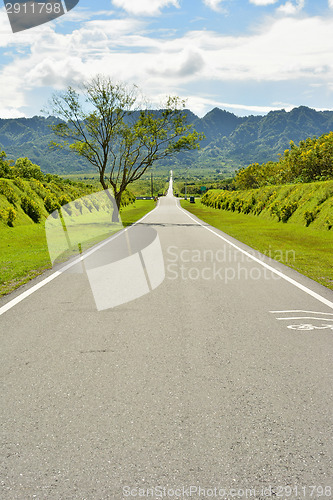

{"left": 1, "top": 175, "right": 333, "bottom": 499}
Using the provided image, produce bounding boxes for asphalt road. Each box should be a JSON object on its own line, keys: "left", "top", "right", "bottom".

{"left": 1, "top": 175, "right": 333, "bottom": 499}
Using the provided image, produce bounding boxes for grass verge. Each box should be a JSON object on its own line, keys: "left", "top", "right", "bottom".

{"left": 0, "top": 200, "right": 156, "bottom": 297}
{"left": 181, "top": 200, "right": 333, "bottom": 290}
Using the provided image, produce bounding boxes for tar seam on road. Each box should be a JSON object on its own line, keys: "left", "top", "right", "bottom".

{"left": 0, "top": 200, "right": 161, "bottom": 317}
{"left": 176, "top": 202, "right": 333, "bottom": 310}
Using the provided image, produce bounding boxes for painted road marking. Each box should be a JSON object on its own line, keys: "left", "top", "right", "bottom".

{"left": 287, "top": 324, "right": 333, "bottom": 331}
{"left": 270, "top": 310, "right": 333, "bottom": 315}
{"left": 270, "top": 310, "right": 333, "bottom": 331}
{"left": 276, "top": 317, "right": 333, "bottom": 321}
{"left": 177, "top": 203, "right": 333, "bottom": 310}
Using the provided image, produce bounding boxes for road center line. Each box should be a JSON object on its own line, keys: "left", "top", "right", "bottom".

{"left": 177, "top": 202, "right": 333, "bottom": 310}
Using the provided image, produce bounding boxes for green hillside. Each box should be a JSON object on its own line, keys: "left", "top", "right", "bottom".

{"left": 1, "top": 106, "right": 333, "bottom": 176}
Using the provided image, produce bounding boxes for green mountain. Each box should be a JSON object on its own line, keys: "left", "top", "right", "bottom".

{"left": 193, "top": 106, "right": 333, "bottom": 170}
{"left": 1, "top": 106, "right": 333, "bottom": 176}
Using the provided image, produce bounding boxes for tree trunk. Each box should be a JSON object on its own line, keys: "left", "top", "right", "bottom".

{"left": 103, "top": 187, "right": 120, "bottom": 223}
{"left": 113, "top": 191, "right": 123, "bottom": 222}
{"left": 111, "top": 196, "right": 120, "bottom": 223}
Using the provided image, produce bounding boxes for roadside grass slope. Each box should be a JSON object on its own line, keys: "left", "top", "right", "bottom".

{"left": 201, "top": 181, "right": 333, "bottom": 230}
{"left": 182, "top": 181, "right": 333, "bottom": 289}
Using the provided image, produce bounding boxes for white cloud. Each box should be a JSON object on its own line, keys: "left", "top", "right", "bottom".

{"left": 186, "top": 95, "right": 294, "bottom": 117}
{"left": 203, "top": 0, "right": 226, "bottom": 11}
{"left": 1, "top": 13, "right": 333, "bottom": 117}
{"left": 111, "top": 0, "right": 179, "bottom": 16}
{"left": 249, "top": 0, "right": 278, "bottom": 6}
{"left": 329, "top": 0, "right": 333, "bottom": 8}
{"left": 147, "top": 16, "right": 333, "bottom": 85}
{"left": 277, "top": 0, "right": 305, "bottom": 15}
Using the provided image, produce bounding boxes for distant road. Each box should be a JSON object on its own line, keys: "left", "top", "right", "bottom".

{"left": 1, "top": 174, "right": 332, "bottom": 499}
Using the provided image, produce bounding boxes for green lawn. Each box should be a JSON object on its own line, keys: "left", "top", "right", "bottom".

{"left": 0, "top": 200, "right": 156, "bottom": 296}
{"left": 181, "top": 200, "right": 333, "bottom": 290}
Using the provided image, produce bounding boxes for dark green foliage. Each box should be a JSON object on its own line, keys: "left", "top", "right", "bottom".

{"left": 6, "top": 207, "right": 16, "bottom": 226}
{"left": 58, "top": 194, "right": 72, "bottom": 215}
{"left": 14, "top": 157, "right": 44, "bottom": 180}
{"left": 279, "top": 202, "right": 298, "bottom": 223}
{"left": 59, "top": 194, "right": 71, "bottom": 206}
{"left": 325, "top": 218, "right": 332, "bottom": 230}
{"left": 304, "top": 210, "right": 318, "bottom": 227}
{"left": 13, "top": 177, "right": 25, "bottom": 191}
{"left": 0, "top": 151, "right": 13, "bottom": 178}
{"left": 0, "top": 180, "right": 18, "bottom": 205}
{"left": 21, "top": 195, "right": 42, "bottom": 223}
{"left": 29, "top": 179, "right": 47, "bottom": 198}
{"left": 44, "top": 194, "right": 60, "bottom": 213}
{"left": 120, "top": 190, "right": 136, "bottom": 207}
{"left": 0, "top": 206, "right": 17, "bottom": 226}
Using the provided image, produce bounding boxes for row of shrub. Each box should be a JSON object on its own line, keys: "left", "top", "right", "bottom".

{"left": 0, "top": 173, "right": 95, "bottom": 226}
{"left": 201, "top": 180, "right": 333, "bottom": 230}
{"left": 0, "top": 176, "right": 136, "bottom": 227}
{"left": 0, "top": 150, "right": 136, "bottom": 227}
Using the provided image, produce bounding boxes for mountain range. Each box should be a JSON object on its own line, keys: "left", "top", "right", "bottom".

{"left": 1, "top": 106, "right": 333, "bottom": 176}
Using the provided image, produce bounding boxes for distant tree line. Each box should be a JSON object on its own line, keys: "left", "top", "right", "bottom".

{"left": 234, "top": 132, "right": 333, "bottom": 189}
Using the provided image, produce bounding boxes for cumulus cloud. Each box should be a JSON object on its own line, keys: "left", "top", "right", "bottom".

{"left": 151, "top": 50, "right": 205, "bottom": 78}
{"left": 329, "top": 0, "right": 333, "bottom": 8}
{"left": 0, "top": 11, "right": 333, "bottom": 117}
{"left": 111, "top": 0, "right": 179, "bottom": 16}
{"left": 146, "top": 16, "right": 333, "bottom": 85}
{"left": 277, "top": 0, "right": 305, "bottom": 15}
{"left": 249, "top": 0, "right": 278, "bottom": 5}
{"left": 203, "top": 0, "right": 226, "bottom": 11}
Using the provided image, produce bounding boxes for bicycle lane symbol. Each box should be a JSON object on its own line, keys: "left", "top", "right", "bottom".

{"left": 287, "top": 324, "right": 333, "bottom": 331}
{"left": 269, "top": 310, "right": 333, "bottom": 333}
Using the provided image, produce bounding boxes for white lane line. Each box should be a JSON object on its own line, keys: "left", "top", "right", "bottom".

{"left": 0, "top": 201, "right": 160, "bottom": 317}
{"left": 177, "top": 203, "right": 333, "bottom": 310}
{"left": 276, "top": 317, "right": 333, "bottom": 321}
{"left": 270, "top": 310, "right": 333, "bottom": 315}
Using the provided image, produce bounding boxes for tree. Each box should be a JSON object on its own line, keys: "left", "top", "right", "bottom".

{"left": 0, "top": 151, "right": 13, "bottom": 179}
{"left": 14, "top": 157, "right": 44, "bottom": 181}
{"left": 47, "top": 76, "right": 204, "bottom": 221}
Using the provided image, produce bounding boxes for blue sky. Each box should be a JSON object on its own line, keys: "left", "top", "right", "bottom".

{"left": 0, "top": 0, "right": 333, "bottom": 118}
